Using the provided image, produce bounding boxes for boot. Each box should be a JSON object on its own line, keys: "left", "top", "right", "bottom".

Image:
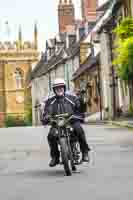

{"left": 82, "top": 151, "right": 90, "bottom": 162}
{"left": 49, "top": 157, "right": 60, "bottom": 167}
{"left": 88, "top": 146, "right": 91, "bottom": 151}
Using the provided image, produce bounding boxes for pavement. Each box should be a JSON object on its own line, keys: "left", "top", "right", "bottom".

{"left": 108, "top": 119, "right": 133, "bottom": 129}
{"left": 85, "top": 119, "right": 133, "bottom": 129}
{"left": 84, "top": 112, "right": 133, "bottom": 129}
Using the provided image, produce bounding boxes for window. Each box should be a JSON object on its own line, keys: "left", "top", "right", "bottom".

{"left": 14, "top": 68, "right": 24, "bottom": 89}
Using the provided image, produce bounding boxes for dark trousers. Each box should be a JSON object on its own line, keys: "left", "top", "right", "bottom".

{"left": 47, "top": 121, "right": 89, "bottom": 158}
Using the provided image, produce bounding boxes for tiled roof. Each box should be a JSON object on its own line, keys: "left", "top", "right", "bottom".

{"left": 93, "top": 0, "right": 122, "bottom": 33}
{"left": 29, "top": 40, "right": 80, "bottom": 82}
{"left": 29, "top": 48, "right": 64, "bottom": 80}
{"left": 97, "top": 0, "right": 111, "bottom": 12}
{"left": 66, "top": 23, "right": 96, "bottom": 57}
{"left": 65, "top": 41, "right": 80, "bottom": 58}
{"left": 28, "top": 20, "right": 98, "bottom": 82}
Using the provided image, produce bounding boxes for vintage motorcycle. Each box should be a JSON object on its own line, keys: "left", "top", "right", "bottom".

{"left": 49, "top": 113, "right": 82, "bottom": 176}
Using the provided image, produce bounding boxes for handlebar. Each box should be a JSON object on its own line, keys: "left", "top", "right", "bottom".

{"left": 49, "top": 113, "right": 83, "bottom": 125}
{"left": 54, "top": 113, "right": 70, "bottom": 118}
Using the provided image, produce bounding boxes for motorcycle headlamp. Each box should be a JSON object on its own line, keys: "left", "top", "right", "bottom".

{"left": 57, "top": 118, "right": 65, "bottom": 127}
{"left": 70, "top": 127, "right": 73, "bottom": 132}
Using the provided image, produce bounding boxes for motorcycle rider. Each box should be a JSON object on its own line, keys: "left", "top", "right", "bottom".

{"left": 42, "top": 78, "right": 91, "bottom": 167}
{"left": 75, "top": 88, "right": 87, "bottom": 120}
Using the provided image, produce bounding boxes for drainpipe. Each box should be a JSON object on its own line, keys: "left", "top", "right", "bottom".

{"left": 108, "top": 30, "right": 117, "bottom": 120}
{"left": 97, "top": 61, "right": 102, "bottom": 120}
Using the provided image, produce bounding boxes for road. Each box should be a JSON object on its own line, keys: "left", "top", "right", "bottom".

{"left": 0, "top": 125, "right": 133, "bottom": 200}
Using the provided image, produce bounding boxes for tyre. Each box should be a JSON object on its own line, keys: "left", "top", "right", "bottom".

{"left": 72, "top": 141, "right": 82, "bottom": 165}
{"left": 60, "top": 138, "right": 72, "bottom": 176}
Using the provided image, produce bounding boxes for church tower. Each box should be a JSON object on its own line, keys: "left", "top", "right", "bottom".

{"left": 0, "top": 25, "right": 39, "bottom": 127}
{"left": 58, "top": 0, "right": 75, "bottom": 33}
{"left": 81, "top": 0, "right": 97, "bottom": 22}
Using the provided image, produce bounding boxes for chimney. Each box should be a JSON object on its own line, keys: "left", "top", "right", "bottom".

{"left": 81, "top": 0, "right": 98, "bottom": 22}
{"left": 58, "top": 0, "right": 75, "bottom": 33}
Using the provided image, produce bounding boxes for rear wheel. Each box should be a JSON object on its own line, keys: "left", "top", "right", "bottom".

{"left": 60, "top": 138, "right": 72, "bottom": 176}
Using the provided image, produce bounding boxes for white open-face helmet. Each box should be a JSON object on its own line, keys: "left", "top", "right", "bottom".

{"left": 52, "top": 78, "right": 66, "bottom": 92}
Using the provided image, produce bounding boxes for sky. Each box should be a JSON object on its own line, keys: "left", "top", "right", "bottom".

{"left": 0, "top": 0, "right": 107, "bottom": 51}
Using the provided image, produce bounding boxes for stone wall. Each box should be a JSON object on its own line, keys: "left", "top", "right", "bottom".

{"left": 100, "top": 32, "right": 113, "bottom": 119}
{"left": 4, "top": 61, "right": 29, "bottom": 116}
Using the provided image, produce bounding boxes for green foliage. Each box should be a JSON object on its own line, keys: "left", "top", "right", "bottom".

{"left": 5, "top": 107, "right": 32, "bottom": 127}
{"left": 114, "top": 37, "right": 133, "bottom": 80}
{"left": 113, "top": 17, "right": 133, "bottom": 81}
{"left": 24, "top": 104, "right": 32, "bottom": 126}
{"left": 5, "top": 115, "right": 28, "bottom": 127}
{"left": 24, "top": 87, "right": 32, "bottom": 126}
{"left": 114, "top": 17, "right": 133, "bottom": 40}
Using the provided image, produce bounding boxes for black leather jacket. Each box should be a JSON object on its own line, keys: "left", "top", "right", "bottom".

{"left": 41, "top": 93, "right": 82, "bottom": 125}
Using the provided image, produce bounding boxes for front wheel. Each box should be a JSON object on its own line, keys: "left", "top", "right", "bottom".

{"left": 60, "top": 138, "right": 72, "bottom": 176}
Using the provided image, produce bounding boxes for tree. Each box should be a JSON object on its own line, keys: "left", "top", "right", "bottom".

{"left": 114, "top": 37, "right": 133, "bottom": 81}
{"left": 114, "top": 17, "right": 133, "bottom": 40}
{"left": 113, "top": 17, "right": 133, "bottom": 105}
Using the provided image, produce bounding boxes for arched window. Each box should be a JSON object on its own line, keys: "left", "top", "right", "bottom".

{"left": 14, "top": 68, "right": 24, "bottom": 89}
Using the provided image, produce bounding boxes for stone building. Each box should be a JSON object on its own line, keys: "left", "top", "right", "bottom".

{"left": 28, "top": 0, "right": 82, "bottom": 125}
{"left": 73, "top": 0, "right": 130, "bottom": 120}
{"left": 92, "top": 0, "right": 133, "bottom": 120}
{"left": 72, "top": 55, "right": 100, "bottom": 114}
{"left": 0, "top": 25, "right": 39, "bottom": 126}
{"left": 71, "top": 0, "right": 102, "bottom": 116}
{"left": 29, "top": 0, "right": 106, "bottom": 124}
{"left": 72, "top": 19, "right": 101, "bottom": 115}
